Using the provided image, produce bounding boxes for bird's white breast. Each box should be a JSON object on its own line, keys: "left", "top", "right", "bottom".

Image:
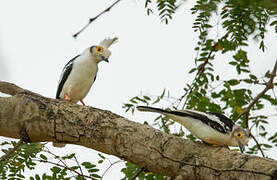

{"left": 60, "top": 55, "right": 98, "bottom": 103}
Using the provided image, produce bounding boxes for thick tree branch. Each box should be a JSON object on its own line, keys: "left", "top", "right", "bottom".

{"left": 0, "top": 81, "right": 277, "bottom": 179}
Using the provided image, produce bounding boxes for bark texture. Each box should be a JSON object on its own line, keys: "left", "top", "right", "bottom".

{"left": 0, "top": 81, "right": 277, "bottom": 180}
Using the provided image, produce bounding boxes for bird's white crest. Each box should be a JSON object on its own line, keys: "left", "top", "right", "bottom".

{"left": 99, "top": 37, "right": 118, "bottom": 48}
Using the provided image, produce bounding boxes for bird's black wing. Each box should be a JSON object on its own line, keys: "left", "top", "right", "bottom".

{"left": 170, "top": 110, "right": 231, "bottom": 134}
{"left": 56, "top": 55, "right": 80, "bottom": 99}
{"left": 137, "top": 106, "right": 232, "bottom": 134}
{"left": 93, "top": 75, "right": 97, "bottom": 83}
{"left": 208, "top": 112, "right": 234, "bottom": 132}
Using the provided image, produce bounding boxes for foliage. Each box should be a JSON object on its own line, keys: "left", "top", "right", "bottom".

{"left": 121, "top": 162, "right": 164, "bottom": 180}
{"left": 144, "top": 0, "right": 177, "bottom": 24}
{"left": 0, "top": 142, "right": 107, "bottom": 180}
{"left": 0, "top": 142, "right": 42, "bottom": 180}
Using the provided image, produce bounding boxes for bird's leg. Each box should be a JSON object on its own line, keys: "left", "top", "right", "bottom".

{"left": 80, "top": 99, "right": 86, "bottom": 106}
{"left": 64, "top": 93, "right": 71, "bottom": 101}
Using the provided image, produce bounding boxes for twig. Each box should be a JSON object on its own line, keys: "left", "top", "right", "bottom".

{"left": 33, "top": 158, "right": 96, "bottom": 180}
{"left": 235, "top": 60, "right": 277, "bottom": 127}
{"left": 180, "top": 33, "right": 229, "bottom": 109}
{"left": 73, "top": 0, "right": 122, "bottom": 38}
{"left": 42, "top": 148, "right": 84, "bottom": 177}
{"left": 232, "top": 60, "right": 276, "bottom": 158}
{"left": 131, "top": 167, "right": 146, "bottom": 180}
{"left": 101, "top": 160, "right": 122, "bottom": 180}
{"left": 250, "top": 133, "right": 265, "bottom": 157}
{"left": 74, "top": 155, "right": 84, "bottom": 176}
{"left": 0, "top": 140, "right": 24, "bottom": 162}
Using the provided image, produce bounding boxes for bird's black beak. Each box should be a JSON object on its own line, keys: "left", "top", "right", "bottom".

{"left": 238, "top": 141, "right": 245, "bottom": 153}
{"left": 101, "top": 56, "right": 109, "bottom": 63}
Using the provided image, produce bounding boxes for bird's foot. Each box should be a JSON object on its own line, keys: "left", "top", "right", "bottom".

{"left": 80, "top": 99, "right": 86, "bottom": 106}
{"left": 64, "top": 93, "right": 71, "bottom": 101}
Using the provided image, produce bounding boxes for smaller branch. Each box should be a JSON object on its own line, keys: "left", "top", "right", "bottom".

{"left": 271, "top": 88, "right": 277, "bottom": 101}
{"left": 250, "top": 133, "right": 265, "bottom": 157}
{"left": 74, "top": 155, "right": 84, "bottom": 176}
{"left": 43, "top": 148, "right": 73, "bottom": 172}
{"left": 235, "top": 60, "right": 277, "bottom": 126}
{"left": 180, "top": 33, "right": 229, "bottom": 109}
{"left": 73, "top": 0, "right": 122, "bottom": 38}
{"left": 101, "top": 160, "right": 122, "bottom": 180}
{"left": 34, "top": 158, "right": 96, "bottom": 180}
{"left": 0, "top": 140, "right": 24, "bottom": 162}
{"left": 233, "top": 60, "right": 276, "bottom": 158}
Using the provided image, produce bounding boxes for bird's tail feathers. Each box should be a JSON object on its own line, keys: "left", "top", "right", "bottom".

{"left": 137, "top": 106, "right": 191, "bottom": 125}
{"left": 100, "top": 37, "right": 118, "bottom": 48}
{"left": 137, "top": 106, "right": 171, "bottom": 114}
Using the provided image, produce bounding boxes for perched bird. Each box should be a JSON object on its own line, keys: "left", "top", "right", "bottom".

{"left": 56, "top": 37, "right": 118, "bottom": 106}
{"left": 137, "top": 106, "right": 249, "bottom": 152}
{"left": 53, "top": 37, "right": 117, "bottom": 148}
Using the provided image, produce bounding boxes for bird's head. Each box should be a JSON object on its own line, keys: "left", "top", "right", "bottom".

{"left": 231, "top": 125, "right": 250, "bottom": 153}
{"left": 89, "top": 37, "right": 118, "bottom": 64}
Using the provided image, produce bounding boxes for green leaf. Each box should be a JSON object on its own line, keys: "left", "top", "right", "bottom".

{"left": 243, "top": 79, "right": 252, "bottom": 84}
{"left": 98, "top": 160, "right": 103, "bottom": 164}
{"left": 17, "top": 174, "right": 25, "bottom": 178}
{"left": 35, "top": 174, "right": 41, "bottom": 180}
{"left": 270, "top": 20, "right": 277, "bottom": 26}
{"left": 152, "top": 97, "right": 160, "bottom": 105}
{"left": 88, "top": 168, "right": 99, "bottom": 173}
{"left": 81, "top": 162, "right": 96, "bottom": 169}
{"left": 262, "top": 94, "right": 277, "bottom": 105}
{"left": 51, "top": 167, "right": 61, "bottom": 174}
{"left": 143, "top": 96, "right": 151, "bottom": 100}
{"left": 39, "top": 154, "right": 47, "bottom": 161}
{"left": 228, "top": 79, "right": 240, "bottom": 86}
{"left": 189, "top": 68, "right": 197, "bottom": 73}
{"left": 90, "top": 174, "right": 101, "bottom": 178}
{"left": 249, "top": 74, "right": 257, "bottom": 80}
{"left": 98, "top": 153, "right": 106, "bottom": 159}
{"left": 67, "top": 153, "right": 75, "bottom": 159}
{"left": 70, "top": 166, "right": 79, "bottom": 171}
{"left": 263, "top": 144, "right": 272, "bottom": 148}
{"left": 160, "top": 89, "right": 166, "bottom": 99}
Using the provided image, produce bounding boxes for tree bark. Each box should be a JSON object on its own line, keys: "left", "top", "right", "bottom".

{"left": 0, "top": 81, "right": 277, "bottom": 180}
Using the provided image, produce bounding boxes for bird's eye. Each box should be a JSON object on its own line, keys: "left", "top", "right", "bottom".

{"left": 236, "top": 132, "right": 243, "bottom": 138}
{"left": 96, "top": 46, "right": 104, "bottom": 53}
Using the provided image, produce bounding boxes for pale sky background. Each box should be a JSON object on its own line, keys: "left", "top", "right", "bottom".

{"left": 0, "top": 0, "right": 277, "bottom": 179}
